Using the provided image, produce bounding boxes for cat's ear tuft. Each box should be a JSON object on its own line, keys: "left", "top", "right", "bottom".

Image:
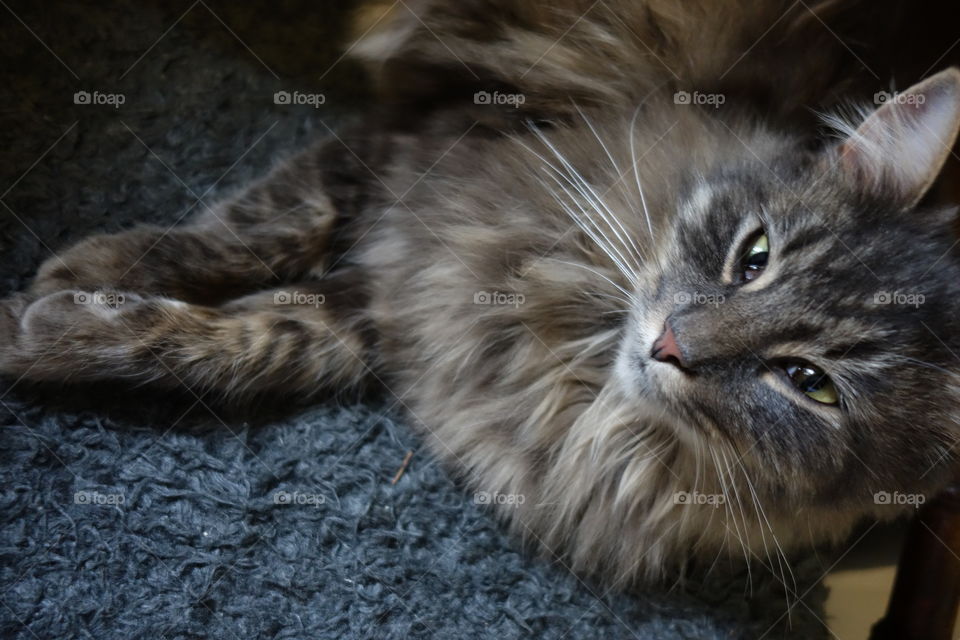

{"left": 835, "top": 68, "right": 960, "bottom": 208}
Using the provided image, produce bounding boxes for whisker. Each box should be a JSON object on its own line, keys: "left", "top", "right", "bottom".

{"left": 718, "top": 448, "right": 756, "bottom": 598}
{"left": 536, "top": 150, "right": 643, "bottom": 273}
{"left": 893, "top": 355, "right": 960, "bottom": 379}
{"left": 710, "top": 448, "right": 753, "bottom": 596}
{"left": 727, "top": 442, "right": 798, "bottom": 604}
{"left": 629, "top": 105, "right": 655, "bottom": 240}
{"left": 544, "top": 258, "right": 634, "bottom": 300}
{"left": 527, "top": 124, "right": 648, "bottom": 269}
{"left": 572, "top": 104, "right": 650, "bottom": 263}
{"left": 514, "top": 134, "right": 640, "bottom": 282}
{"left": 538, "top": 171, "right": 641, "bottom": 285}
{"left": 721, "top": 447, "right": 789, "bottom": 619}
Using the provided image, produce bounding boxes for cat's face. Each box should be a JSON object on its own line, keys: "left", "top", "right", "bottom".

{"left": 616, "top": 70, "right": 960, "bottom": 506}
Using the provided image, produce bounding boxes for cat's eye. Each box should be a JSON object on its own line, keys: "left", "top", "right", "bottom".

{"left": 739, "top": 230, "right": 769, "bottom": 281}
{"left": 783, "top": 362, "right": 838, "bottom": 405}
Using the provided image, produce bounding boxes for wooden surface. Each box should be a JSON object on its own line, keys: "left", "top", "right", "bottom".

{"left": 870, "top": 484, "right": 960, "bottom": 640}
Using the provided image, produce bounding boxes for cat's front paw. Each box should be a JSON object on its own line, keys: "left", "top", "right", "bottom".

{"left": 0, "top": 289, "right": 143, "bottom": 377}
{"left": 0, "top": 293, "right": 35, "bottom": 370}
{"left": 19, "top": 289, "right": 139, "bottom": 334}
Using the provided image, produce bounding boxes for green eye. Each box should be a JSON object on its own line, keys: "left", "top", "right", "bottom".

{"left": 740, "top": 231, "right": 769, "bottom": 281}
{"left": 784, "top": 362, "right": 838, "bottom": 405}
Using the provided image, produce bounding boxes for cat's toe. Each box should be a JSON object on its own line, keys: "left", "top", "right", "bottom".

{"left": 0, "top": 290, "right": 139, "bottom": 372}
{"left": 0, "top": 290, "right": 148, "bottom": 380}
{"left": 0, "top": 293, "right": 37, "bottom": 374}
{"left": 0, "top": 293, "right": 30, "bottom": 334}
{"left": 19, "top": 289, "right": 142, "bottom": 337}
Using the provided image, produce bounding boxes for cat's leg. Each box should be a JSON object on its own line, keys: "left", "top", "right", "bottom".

{"left": 0, "top": 135, "right": 381, "bottom": 393}
{"left": 24, "top": 135, "right": 373, "bottom": 303}
{"left": 26, "top": 223, "right": 308, "bottom": 304}
{"left": 25, "top": 176, "right": 331, "bottom": 304}
{"left": 0, "top": 283, "right": 370, "bottom": 396}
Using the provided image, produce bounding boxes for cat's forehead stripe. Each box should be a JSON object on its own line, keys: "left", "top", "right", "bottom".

{"left": 778, "top": 226, "right": 831, "bottom": 257}
{"left": 685, "top": 183, "right": 714, "bottom": 215}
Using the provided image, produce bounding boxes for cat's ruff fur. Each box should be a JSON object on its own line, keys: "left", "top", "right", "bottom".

{"left": 4, "top": 0, "right": 960, "bottom": 587}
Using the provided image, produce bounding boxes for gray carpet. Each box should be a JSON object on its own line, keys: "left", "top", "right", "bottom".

{"left": 0, "top": 2, "right": 832, "bottom": 638}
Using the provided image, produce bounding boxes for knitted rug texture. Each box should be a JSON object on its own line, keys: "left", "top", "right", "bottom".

{"left": 0, "top": 2, "right": 831, "bottom": 638}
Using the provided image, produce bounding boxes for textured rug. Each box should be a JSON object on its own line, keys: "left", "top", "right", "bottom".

{"left": 0, "top": 2, "right": 832, "bottom": 638}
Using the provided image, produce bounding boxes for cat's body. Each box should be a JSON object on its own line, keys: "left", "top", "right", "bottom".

{"left": 5, "top": 0, "right": 960, "bottom": 586}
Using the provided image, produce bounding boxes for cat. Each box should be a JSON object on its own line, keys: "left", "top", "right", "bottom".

{"left": 4, "top": 0, "right": 960, "bottom": 588}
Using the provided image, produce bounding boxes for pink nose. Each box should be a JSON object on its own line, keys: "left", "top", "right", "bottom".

{"left": 651, "top": 323, "right": 685, "bottom": 368}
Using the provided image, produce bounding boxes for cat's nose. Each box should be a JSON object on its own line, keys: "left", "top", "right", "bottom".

{"left": 651, "top": 322, "right": 687, "bottom": 370}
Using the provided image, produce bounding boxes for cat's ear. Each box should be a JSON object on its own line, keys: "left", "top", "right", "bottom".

{"left": 833, "top": 68, "right": 960, "bottom": 208}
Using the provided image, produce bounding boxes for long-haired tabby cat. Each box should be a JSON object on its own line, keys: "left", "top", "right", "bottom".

{"left": 4, "top": 0, "right": 960, "bottom": 587}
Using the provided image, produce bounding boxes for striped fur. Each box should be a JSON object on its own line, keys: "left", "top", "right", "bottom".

{"left": 4, "top": 0, "right": 960, "bottom": 587}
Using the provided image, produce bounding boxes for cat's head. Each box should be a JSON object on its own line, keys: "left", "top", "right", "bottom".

{"left": 617, "top": 69, "right": 960, "bottom": 512}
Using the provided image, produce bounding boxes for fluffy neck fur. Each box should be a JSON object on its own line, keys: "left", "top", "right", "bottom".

{"left": 355, "top": 70, "right": 960, "bottom": 583}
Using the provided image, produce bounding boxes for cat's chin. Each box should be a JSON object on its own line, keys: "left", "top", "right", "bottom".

{"left": 611, "top": 348, "right": 712, "bottom": 447}
{"left": 613, "top": 343, "right": 685, "bottom": 403}
{"left": 612, "top": 347, "right": 658, "bottom": 401}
